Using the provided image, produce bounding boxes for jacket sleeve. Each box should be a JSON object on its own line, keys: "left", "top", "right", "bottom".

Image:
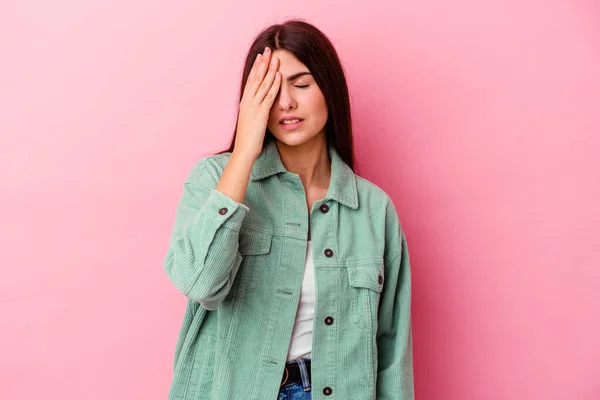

{"left": 163, "top": 156, "right": 249, "bottom": 311}
{"left": 376, "top": 200, "right": 414, "bottom": 399}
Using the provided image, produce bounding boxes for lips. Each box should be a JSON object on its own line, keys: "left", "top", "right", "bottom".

{"left": 279, "top": 116, "right": 304, "bottom": 124}
{"left": 279, "top": 119, "right": 305, "bottom": 131}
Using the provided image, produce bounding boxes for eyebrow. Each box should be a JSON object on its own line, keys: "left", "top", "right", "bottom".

{"left": 286, "top": 72, "right": 312, "bottom": 82}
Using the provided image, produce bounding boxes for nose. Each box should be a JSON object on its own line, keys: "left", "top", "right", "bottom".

{"left": 277, "top": 85, "right": 297, "bottom": 111}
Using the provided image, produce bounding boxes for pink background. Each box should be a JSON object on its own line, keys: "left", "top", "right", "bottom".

{"left": 2, "top": 0, "right": 599, "bottom": 399}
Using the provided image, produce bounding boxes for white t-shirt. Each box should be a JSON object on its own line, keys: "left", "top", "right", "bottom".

{"left": 286, "top": 240, "right": 315, "bottom": 361}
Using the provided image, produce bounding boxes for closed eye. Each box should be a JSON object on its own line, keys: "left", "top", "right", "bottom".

{"left": 295, "top": 85, "right": 309, "bottom": 89}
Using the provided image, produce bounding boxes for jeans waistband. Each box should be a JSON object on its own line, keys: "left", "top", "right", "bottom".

{"left": 282, "top": 357, "right": 311, "bottom": 391}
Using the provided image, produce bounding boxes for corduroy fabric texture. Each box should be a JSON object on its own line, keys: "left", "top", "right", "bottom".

{"left": 164, "top": 138, "right": 414, "bottom": 399}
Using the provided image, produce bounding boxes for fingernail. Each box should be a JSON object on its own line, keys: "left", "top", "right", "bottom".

{"left": 264, "top": 47, "right": 270, "bottom": 54}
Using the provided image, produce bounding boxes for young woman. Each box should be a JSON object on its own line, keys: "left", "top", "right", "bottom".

{"left": 164, "top": 19, "right": 414, "bottom": 399}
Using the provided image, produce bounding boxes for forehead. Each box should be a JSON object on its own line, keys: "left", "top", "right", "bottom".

{"left": 272, "top": 49, "right": 310, "bottom": 75}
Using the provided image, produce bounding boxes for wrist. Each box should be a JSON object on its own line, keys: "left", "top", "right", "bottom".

{"left": 231, "top": 149, "right": 259, "bottom": 165}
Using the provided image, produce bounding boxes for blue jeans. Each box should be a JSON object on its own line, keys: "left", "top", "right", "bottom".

{"left": 277, "top": 358, "right": 311, "bottom": 400}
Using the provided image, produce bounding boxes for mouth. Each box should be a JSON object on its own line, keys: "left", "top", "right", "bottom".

{"left": 279, "top": 118, "right": 305, "bottom": 131}
{"left": 279, "top": 116, "right": 304, "bottom": 124}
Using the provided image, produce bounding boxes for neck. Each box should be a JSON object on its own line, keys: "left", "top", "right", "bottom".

{"left": 275, "top": 133, "right": 331, "bottom": 190}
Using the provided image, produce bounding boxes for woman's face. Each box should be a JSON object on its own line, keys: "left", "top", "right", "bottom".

{"left": 267, "top": 49, "right": 329, "bottom": 147}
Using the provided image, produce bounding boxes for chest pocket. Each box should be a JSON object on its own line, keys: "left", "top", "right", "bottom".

{"left": 348, "top": 264, "right": 384, "bottom": 331}
{"left": 236, "top": 227, "right": 273, "bottom": 296}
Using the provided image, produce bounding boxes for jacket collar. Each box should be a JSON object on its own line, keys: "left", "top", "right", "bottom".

{"left": 250, "top": 138, "right": 359, "bottom": 209}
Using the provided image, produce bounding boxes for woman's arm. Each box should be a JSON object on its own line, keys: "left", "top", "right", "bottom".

{"left": 163, "top": 155, "right": 253, "bottom": 311}
{"left": 376, "top": 200, "right": 415, "bottom": 399}
{"left": 164, "top": 46, "right": 283, "bottom": 310}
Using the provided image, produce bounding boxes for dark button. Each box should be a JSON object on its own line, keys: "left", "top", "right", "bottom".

{"left": 378, "top": 275, "right": 383, "bottom": 285}
{"left": 323, "top": 387, "right": 332, "bottom": 396}
{"left": 319, "top": 204, "right": 329, "bottom": 213}
{"left": 324, "top": 248, "right": 334, "bottom": 258}
{"left": 324, "top": 316, "right": 334, "bottom": 325}
{"left": 218, "top": 207, "right": 228, "bottom": 215}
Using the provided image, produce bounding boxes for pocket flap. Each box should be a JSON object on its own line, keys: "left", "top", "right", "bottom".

{"left": 348, "top": 265, "right": 384, "bottom": 292}
{"left": 238, "top": 228, "right": 272, "bottom": 255}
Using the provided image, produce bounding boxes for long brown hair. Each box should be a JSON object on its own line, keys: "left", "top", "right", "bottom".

{"left": 219, "top": 19, "right": 355, "bottom": 171}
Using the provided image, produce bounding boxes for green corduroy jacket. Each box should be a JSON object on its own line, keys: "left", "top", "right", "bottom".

{"left": 164, "top": 138, "right": 414, "bottom": 399}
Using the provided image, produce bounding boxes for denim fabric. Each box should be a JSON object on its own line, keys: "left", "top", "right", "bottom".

{"left": 278, "top": 382, "right": 312, "bottom": 400}
{"left": 278, "top": 358, "right": 312, "bottom": 399}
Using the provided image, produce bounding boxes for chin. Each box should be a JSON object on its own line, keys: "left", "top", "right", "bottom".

{"left": 271, "top": 132, "right": 316, "bottom": 148}
{"left": 269, "top": 125, "right": 326, "bottom": 148}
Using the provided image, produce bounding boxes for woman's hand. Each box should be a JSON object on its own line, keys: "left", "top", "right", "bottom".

{"left": 233, "top": 47, "right": 281, "bottom": 161}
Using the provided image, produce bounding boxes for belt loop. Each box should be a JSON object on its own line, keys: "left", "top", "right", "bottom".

{"left": 296, "top": 357, "right": 311, "bottom": 392}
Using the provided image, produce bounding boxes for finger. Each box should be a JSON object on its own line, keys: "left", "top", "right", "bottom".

{"left": 243, "top": 53, "right": 263, "bottom": 99}
{"left": 261, "top": 70, "right": 282, "bottom": 109}
{"left": 256, "top": 56, "right": 279, "bottom": 103}
{"left": 249, "top": 48, "right": 273, "bottom": 98}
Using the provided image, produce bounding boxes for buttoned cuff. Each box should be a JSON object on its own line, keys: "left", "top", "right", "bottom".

{"left": 201, "top": 189, "right": 250, "bottom": 231}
